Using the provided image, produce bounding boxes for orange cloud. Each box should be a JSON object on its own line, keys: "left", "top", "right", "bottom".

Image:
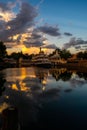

{"left": 0, "top": 11, "right": 15, "bottom": 22}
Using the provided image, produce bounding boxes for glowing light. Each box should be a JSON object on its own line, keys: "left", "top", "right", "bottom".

{"left": 21, "top": 45, "right": 29, "bottom": 53}
{"left": 13, "top": 34, "right": 19, "bottom": 40}
{"left": 42, "top": 48, "right": 48, "bottom": 53}
{"left": 0, "top": 12, "right": 15, "bottom": 22}
{"left": 42, "top": 86, "right": 46, "bottom": 91}
{"left": 12, "top": 84, "right": 18, "bottom": 91}
{"left": 5, "top": 95, "right": 9, "bottom": 99}
{"left": 6, "top": 26, "right": 11, "bottom": 30}
{"left": 20, "top": 82, "right": 30, "bottom": 92}
{"left": 42, "top": 80, "right": 47, "bottom": 85}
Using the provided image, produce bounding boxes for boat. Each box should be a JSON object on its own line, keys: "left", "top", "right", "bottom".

{"left": 32, "top": 48, "right": 52, "bottom": 68}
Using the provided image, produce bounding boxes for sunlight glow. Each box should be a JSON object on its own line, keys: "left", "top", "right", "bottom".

{"left": 0, "top": 11, "right": 15, "bottom": 22}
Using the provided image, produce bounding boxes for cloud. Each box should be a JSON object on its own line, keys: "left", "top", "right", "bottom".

{"left": 64, "top": 32, "right": 72, "bottom": 36}
{"left": 63, "top": 37, "right": 87, "bottom": 49}
{"left": 0, "top": 0, "right": 21, "bottom": 12}
{"left": 38, "top": 24, "right": 61, "bottom": 36}
{"left": 0, "top": 20, "right": 6, "bottom": 30}
{"left": 75, "top": 46, "right": 81, "bottom": 49}
{"left": 0, "top": 2, "right": 38, "bottom": 42}
{"left": 0, "top": 1, "right": 61, "bottom": 51}
{"left": 7, "top": 2, "right": 38, "bottom": 35}
{"left": 43, "top": 44, "right": 57, "bottom": 49}
{"left": 0, "top": 3, "right": 11, "bottom": 12}
{"left": 23, "top": 28, "right": 47, "bottom": 48}
{"left": 24, "top": 41, "right": 44, "bottom": 48}
{"left": 36, "top": 0, "right": 44, "bottom": 9}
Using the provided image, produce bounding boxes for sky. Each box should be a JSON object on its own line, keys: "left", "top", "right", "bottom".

{"left": 0, "top": 0, "right": 87, "bottom": 54}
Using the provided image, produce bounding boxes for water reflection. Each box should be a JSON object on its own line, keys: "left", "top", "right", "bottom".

{"left": 34, "top": 67, "right": 48, "bottom": 91}
{"left": 0, "top": 67, "right": 87, "bottom": 129}
{"left": 49, "top": 68, "right": 72, "bottom": 81}
{"left": 0, "top": 72, "right": 6, "bottom": 96}
{"left": 76, "top": 72, "right": 87, "bottom": 80}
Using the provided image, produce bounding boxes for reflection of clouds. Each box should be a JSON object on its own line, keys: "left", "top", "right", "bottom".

{"left": 49, "top": 68, "right": 72, "bottom": 81}
{"left": 1, "top": 67, "right": 87, "bottom": 128}
{"left": 38, "top": 88, "right": 60, "bottom": 101}
{"left": 1, "top": 87, "right": 39, "bottom": 126}
{"left": 2, "top": 69, "right": 61, "bottom": 127}
{"left": 64, "top": 88, "right": 72, "bottom": 93}
{"left": 70, "top": 77, "right": 87, "bottom": 88}
{"left": 2, "top": 81, "right": 61, "bottom": 128}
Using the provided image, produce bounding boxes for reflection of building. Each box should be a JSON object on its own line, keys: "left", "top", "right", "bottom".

{"left": 34, "top": 67, "right": 49, "bottom": 91}
{"left": 32, "top": 48, "right": 51, "bottom": 68}
{"left": 49, "top": 68, "right": 67, "bottom": 81}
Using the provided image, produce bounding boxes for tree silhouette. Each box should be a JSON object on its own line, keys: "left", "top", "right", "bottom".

{"left": 0, "top": 73, "right": 6, "bottom": 96}
{"left": 60, "top": 49, "right": 72, "bottom": 60}
{"left": 0, "top": 41, "right": 7, "bottom": 59}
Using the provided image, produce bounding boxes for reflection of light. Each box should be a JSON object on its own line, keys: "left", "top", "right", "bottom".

{"left": 4, "top": 95, "right": 9, "bottom": 99}
{"left": 29, "top": 75, "right": 36, "bottom": 78}
{"left": 12, "top": 84, "right": 18, "bottom": 91}
{"left": 20, "top": 81, "right": 30, "bottom": 92}
{"left": 0, "top": 102, "right": 9, "bottom": 113}
{"left": 42, "top": 86, "right": 46, "bottom": 91}
{"left": 71, "top": 72, "right": 77, "bottom": 78}
{"left": 20, "top": 86, "right": 30, "bottom": 92}
{"left": 20, "top": 68, "right": 27, "bottom": 79}
{"left": 42, "top": 80, "right": 47, "bottom": 85}
{"left": 42, "top": 79, "right": 47, "bottom": 91}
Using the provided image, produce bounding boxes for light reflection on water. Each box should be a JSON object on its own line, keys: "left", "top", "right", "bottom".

{"left": 0, "top": 67, "right": 87, "bottom": 129}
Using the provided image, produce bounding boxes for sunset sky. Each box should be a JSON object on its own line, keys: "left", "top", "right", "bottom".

{"left": 0, "top": 0, "right": 87, "bottom": 54}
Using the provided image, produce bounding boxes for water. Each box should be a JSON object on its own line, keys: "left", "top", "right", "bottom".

{"left": 0, "top": 67, "right": 87, "bottom": 129}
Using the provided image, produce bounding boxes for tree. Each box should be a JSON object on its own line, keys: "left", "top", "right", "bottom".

{"left": 77, "top": 51, "right": 87, "bottom": 59}
{"left": 60, "top": 49, "right": 72, "bottom": 60}
{"left": 0, "top": 41, "right": 7, "bottom": 58}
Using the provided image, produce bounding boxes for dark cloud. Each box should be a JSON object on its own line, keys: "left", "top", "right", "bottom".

{"left": 38, "top": 24, "right": 61, "bottom": 36}
{"left": 75, "top": 46, "right": 81, "bottom": 49}
{"left": 0, "top": 1, "right": 20, "bottom": 12}
{"left": 23, "top": 28, "right": 47, "bottom": 48}
{"left": 24, "top": 41, "right": 45, "bottom": 48}
{"left": 64, "top": 32, "right": 72, "bottom": 36}
{"left": 63, "top": 37, "right": 87, "bottom": 49}
{"left": 0, "top": 2, "right": 38, "bottom": 42}
{"left": 83, "top": 45, "right": 87, "bottom": 48}
{"left": 0, "top": 3, "right": 10, "bottom": 12}
{"left": 7, "top": 2, "right": 38, "bottom": 35}
{"left": 0, "top": 20, "right": 6, "bottom": 30}
{"left": 0, "top": 1, "right": 61, "bottom": 49}
{"left": 16, "top": 35, "right": 22, "bottom": 43}
{"left": 43, "top": 44, "right": 57, "bottom": 49}
{"left": 31, "top": 33, "right": 43, "bottom": 39}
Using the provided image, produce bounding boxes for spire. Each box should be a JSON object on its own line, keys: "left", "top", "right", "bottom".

{"left": 40, "top": 47, "right": 41, "bottom": 52}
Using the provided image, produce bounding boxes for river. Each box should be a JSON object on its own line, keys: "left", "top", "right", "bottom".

{"left": 0, "top": 67, "right": 87, "bottom": 130}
